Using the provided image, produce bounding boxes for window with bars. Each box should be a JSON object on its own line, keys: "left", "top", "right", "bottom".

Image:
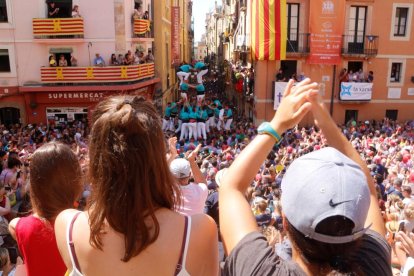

{"left": 394, "top": 7, "right": 408, "bottom": 36}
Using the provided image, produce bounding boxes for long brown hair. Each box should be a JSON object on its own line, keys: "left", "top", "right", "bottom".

{"left": 30, "top": 142, "right": 82, "bottom": 221}
{"left": 88, "top": 95, "right": 179, "bottom": 262}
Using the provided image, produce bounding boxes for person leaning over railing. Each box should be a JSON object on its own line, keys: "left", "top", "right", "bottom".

{"left": 219, "top": 78, "right": 391, "bottom": 275}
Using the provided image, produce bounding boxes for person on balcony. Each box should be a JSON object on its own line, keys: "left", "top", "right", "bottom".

{"left": 339, "top": 68, "right": 348, "bottom": 83}
{"left": 49, "top": 55, "right": 57, "bottom": 67}
{"left": 70, "top": 54, "right": 78, "bottom": 67}
{"left": 133, "top": 4, "right": 144, "bottom": 19}
{"left": 48, "top": 2, "right": 60, "bottom": 18}
{"left": 72, "top": 5, "right": 81, "bottom": 18}
{"left": 368, "top": 71, "right": 374, "bottom": 83}
{"left": 93, "top": 53, "right": 105, "bottom": 67}
{"left": 143, "top": 11, "right": 149, "bottom": 20}
{"left": 58, "top": 54, "right": 68, "bottom": 67}
{"left": 109, "top": 54, "right": 119, "bottom": 66}
{"left": 145, "top": 50, "right": 154, "bottom": 63}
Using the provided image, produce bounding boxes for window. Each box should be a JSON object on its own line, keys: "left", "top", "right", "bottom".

{"left": 385, "top": 110, "right": 398, "bottom": 121}
{"left": 390, "top": 62, "right": 402, "bottom": 83}
{"left": 394, "top": 7, "right": 408, "bottom": 36}
{"left": 0, "top": 49, "right": 10, "bottom": 72}
{"left": 391, "top": 4, "right": 413, "bottom": 40}
{"left": 347, "top": 6, "right": 367, "bottom": 54}
{"left": 0, "top": 0, "right": 7, "bottom": 22}
{"left": 286, "top": 3, "right": 299, "bottom": 52}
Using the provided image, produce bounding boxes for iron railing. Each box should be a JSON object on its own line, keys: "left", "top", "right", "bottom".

{"left": 341, "top": 35, "right": 379, "bottom": 57}
{"left": 286, "top": 33, "right": 310, "bottom": 55}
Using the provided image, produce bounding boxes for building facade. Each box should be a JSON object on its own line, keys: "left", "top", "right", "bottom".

{"left": 0, "top": 0, "right": 193, "bottom": 125}
{"left": 153, "top": 0, "right": 193, "bottom": 108}
{"left": 0, "top": 0, "right": 158, "bottom": 125}
{"left": 252, "top": 0, "right": 414, "bottom": 125}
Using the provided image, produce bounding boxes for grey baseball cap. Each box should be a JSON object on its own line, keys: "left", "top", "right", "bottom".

{"left": 281, "top": 147, "right": 370, "bottom": 244}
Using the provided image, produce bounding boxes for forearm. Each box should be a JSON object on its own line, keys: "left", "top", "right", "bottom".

{"left": 190, "top": 160, "right": 206, "bottom": 184}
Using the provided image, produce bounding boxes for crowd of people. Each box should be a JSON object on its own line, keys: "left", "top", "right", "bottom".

{"left": 339, "top": 68, "right": 374, "bottom": 83}
{"left": 0, "top": 69, "right": 413, "bottom": 274}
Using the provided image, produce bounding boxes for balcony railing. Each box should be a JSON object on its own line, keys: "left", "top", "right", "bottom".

{"left": 33, "top": 18, "right": 84, "bottom": 39}
{"left": 133, "top": 19, "right": 153, "bottom": 38}
{"left": 41, "top": 63, "right": 155, "bottom": 84}
{"left": 341, "top": 35, "right": 379, "bottom": 57}
{"left": 286, "top": 33, "right": 310, "bottom": 56}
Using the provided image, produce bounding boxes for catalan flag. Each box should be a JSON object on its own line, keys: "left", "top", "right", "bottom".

{"left": 251, "top": 0, "right": 287, "bottom": 60}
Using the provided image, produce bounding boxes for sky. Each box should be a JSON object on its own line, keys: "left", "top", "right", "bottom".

{"left": 192, "top": 0, "right": 216, "bottom": 43}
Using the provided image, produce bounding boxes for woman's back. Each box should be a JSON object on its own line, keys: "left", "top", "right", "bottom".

{"left": 55, "top": 208, "right": 218, "bottom": 275}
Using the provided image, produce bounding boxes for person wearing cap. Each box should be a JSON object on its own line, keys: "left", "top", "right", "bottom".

{"left": 170, "top": 144, "right": 208, "bottom": 216}
{"left": 220, "top": 79, "right": 390, "bottom": 275}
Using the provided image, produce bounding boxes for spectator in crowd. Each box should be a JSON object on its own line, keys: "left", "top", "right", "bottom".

{"left": 8, "top": 142, "right": 82, "bottom": 276}
{"left": 54, "top": 96, "right": 218, "bottom": 275}
{"left": 93, "top": 53, "right": 105, "bottom": 67}
{"left": 109, "top": 53, "right": 119, "bottom": 66}
{"left": 219, "top": 78, "right": 390, "bottom": 275}
{"left": 170, "top": 144, "right": 208, "bottom": 215}
{"left": 48, "top": 2, "right": 60, "bottom": 18}
{"left": 72, "top": 5, "right": 81, "bottom": 18}
{"left": 0, "top": 247, "right": 23, "bottom": 276}
{"left": 58, "top": 54, "right": 67, "bottom": 67}
{"left": 357, "top": 68, "right": 365, "bottom": 82}
{"left": 133, "top": 4, "right": 144, "bottom": 19}
{"left": 117, "top": 54, "right": 124, "bottom": 65}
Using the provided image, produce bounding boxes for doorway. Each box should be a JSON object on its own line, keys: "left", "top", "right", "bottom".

{"left": 385, "top": 110, "right": 398, "bottom": 121}
{"left": 345, "top": 109, "right": 358, "bottom": 125}
{"left": 0, "top": 107, "right": 21, "bottom": 126}
{"left": 280, "top": 60, "right": 297, "bottom": 80}
{"left": 47, "top": 0, "right": 73, "bottom": 18}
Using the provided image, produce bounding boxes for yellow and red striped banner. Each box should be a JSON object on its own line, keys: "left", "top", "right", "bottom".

{"left": 41, "top": 63, "right": 155, "bottom": 83}
{"left": 133, "top": 19, "right": 151, "bottom": 35}
{"left": 251, "top": 0, "right": 287, "bottom": 60}
{"left": 33, "top": 18, "right": 84, "bottom": 36}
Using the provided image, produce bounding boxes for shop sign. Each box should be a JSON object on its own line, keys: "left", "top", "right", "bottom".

{"left": 48, "top": 92, "right": 105, "bottom": 102}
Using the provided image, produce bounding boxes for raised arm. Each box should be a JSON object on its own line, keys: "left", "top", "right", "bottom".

{"left": 188, "top": 144, "right": 206, "bottom": 184}
{"left": 307, "top": 92, "right": 385, "bottom": 236}
{"left": 219, "top": 79, "right": 318, "bottom": 253}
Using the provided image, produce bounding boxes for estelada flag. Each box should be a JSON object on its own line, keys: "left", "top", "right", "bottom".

{"left": 251, "top": 0, "right": 287, "bottom": 61}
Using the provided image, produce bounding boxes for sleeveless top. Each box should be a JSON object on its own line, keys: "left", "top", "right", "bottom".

{"left": 15, "top": 215, "right": 67, "bottom": 276}
{"left": 66, "top": 212, "right": 192, "bottom": 276}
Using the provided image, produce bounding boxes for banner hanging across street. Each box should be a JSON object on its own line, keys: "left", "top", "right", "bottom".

{"left": 308, "top": 0, "right": 345, "bottom": 64}
{"left": 251, "top": 0, "right": 287, "bottom": 61}
{"left": 339, "top": 82, "right": 373, "bottom": 101}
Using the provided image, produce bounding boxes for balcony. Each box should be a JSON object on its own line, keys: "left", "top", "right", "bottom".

{"left": 341, "top": 35, "right": 379, "bottom": 57}
{"left": 133, "top": 19, "right": 153, "bottom": 41}
{"left": 40, "top": 63, "right": 155, "bottom": 84}
{"left": 32, "top": 18, "right": 84, "bottom": 39}
{"left": 286, "top": 33, "right": 310, "bottom": 56}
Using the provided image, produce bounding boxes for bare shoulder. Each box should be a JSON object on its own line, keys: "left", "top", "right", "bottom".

{"left": 8, "top": 217, "right": 20, "bottom": 240}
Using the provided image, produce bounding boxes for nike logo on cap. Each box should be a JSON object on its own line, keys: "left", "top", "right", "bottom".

{"left": 329, "top": 199, "right": 352, "bottom": 207}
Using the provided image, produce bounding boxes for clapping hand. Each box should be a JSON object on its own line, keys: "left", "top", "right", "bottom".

{"left": 271, "top": 78, "right": 319, "bottom": 133}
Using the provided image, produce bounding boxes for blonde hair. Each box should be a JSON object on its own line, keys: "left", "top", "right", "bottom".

{"left": 405, "top": 203, "right": 414, "bottom": 220}
{"left": 0, "top": 248, "right": 9, "bottom": 269}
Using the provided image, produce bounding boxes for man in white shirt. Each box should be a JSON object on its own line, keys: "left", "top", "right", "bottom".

{"left": 170, "top": 145, "right": 208, "bottom": 216}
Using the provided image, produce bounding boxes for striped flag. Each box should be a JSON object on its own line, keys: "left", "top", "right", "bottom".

{"left": 251, "top": 0, "right": 287, "bottom": 60}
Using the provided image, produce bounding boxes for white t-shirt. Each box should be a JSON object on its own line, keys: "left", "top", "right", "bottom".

{"left": 176, "top": 183, "right": 208, "bottom": 216}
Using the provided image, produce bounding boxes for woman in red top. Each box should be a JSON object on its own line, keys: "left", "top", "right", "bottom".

{"left": 8, "top": 142, "right": 82, "bottom": 276}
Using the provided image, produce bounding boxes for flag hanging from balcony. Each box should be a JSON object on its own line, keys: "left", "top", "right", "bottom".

{"left": 251, "top": 0, "right": 287, "bottom": 60}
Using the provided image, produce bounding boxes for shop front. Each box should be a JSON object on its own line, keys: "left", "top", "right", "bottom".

{"left": 13, "top": 78, "right": 159, "bottom": 125}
